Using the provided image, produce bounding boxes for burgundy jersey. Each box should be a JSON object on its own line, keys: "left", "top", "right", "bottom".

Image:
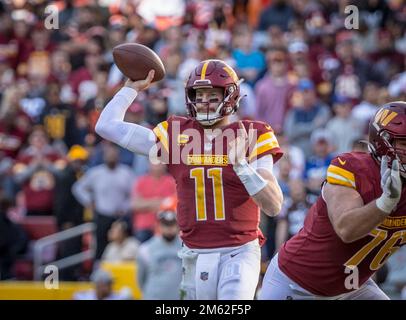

{"left": 153, "top": 116, "right": 283, "bottom": 249}
{"left": 14, "top": 148, "right": 62, "bottom": 212}
{"left": 279, "top": 152, "right": 406, "bottom": 296}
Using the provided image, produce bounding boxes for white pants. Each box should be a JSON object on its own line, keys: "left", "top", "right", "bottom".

{"left": 259, "top": 254, "right": 389, "bottom": 300}
{"left": 178, "top": 239, "right": 261, "bottom": 300}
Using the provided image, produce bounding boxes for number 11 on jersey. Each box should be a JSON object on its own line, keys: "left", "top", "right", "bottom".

{"left": 190, "top": 167, "right": 225, "bottom": 221}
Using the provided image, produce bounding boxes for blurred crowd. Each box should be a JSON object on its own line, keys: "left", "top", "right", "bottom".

{"left": 0, "top": 0, "right": 405, "bottom": 299}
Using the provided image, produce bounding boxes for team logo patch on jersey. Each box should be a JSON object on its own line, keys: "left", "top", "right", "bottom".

{"left": 200, "top": 272, "right": 209, "bottom": 281}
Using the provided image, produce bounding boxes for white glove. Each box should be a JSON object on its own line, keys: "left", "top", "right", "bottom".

{"left": 376, "top": 157, "right": 402, "bottom": 214}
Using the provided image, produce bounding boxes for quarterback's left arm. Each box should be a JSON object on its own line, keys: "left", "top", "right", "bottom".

{"left": 255, "top": 167, "right": 283, "bottom": 216}
{"left": 233, "top": 156, "right": 283, "bottom": 216}
{"left": 229, "top": 122, "right": 283, "bottom": 217}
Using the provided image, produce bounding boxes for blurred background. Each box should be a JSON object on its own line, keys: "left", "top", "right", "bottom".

{"left": 0, "top": 0, "right": 405, "bottom": 300}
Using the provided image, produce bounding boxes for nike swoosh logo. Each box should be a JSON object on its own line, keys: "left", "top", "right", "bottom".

{"left": 230, "top": 253, "right": 240, "bottom": 258}
{"left": 338, "top": 157, "right": 346, "bottom": 166}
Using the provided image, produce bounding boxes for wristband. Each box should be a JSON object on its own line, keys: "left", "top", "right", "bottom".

{"left": 233, "top": 159, "right": 268, "bottom": 196}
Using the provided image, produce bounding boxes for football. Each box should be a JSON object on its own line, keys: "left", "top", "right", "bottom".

{"left": 112, "top": 43, "right": 166, "bottom": 82}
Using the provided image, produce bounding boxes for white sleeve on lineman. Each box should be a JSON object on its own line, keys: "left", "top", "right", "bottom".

{"left": 95, "top": 87, "right": 156, "bottom": 156}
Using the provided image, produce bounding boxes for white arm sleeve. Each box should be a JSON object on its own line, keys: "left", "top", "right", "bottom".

{"left": 233, "top": 155, "right": 275, "bottom": 197}
{"left": 95, "top": 87, "right": 156, "bottom": 156}
{"left": 251, "top": 154, "right": 274, "bottom": 174}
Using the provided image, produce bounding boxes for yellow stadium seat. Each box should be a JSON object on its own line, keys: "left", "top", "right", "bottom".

{"left": 0, "top": 281, "right": 93, "bottom": 300}
{"left": 0, "top": 263, "right": 142, "bottom": 300}
{"left": 100, "top": 262, "right": 142, "bottom": 300}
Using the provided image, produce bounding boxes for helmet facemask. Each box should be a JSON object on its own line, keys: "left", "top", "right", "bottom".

{"left": 368, "top": 102, "right": 406, "bottom": 179}
{"left": 382, "top": 134, "right": 406, "bottom": 178}
{"left": 369, "top": 130, "right": 406, "bottom": 178}
{"left": 186, "top": 84, "right": 241, "bottom": 126}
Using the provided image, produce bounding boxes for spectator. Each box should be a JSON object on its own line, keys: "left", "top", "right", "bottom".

{"left": 131, "top": 162, "right": 176, "bottom": 243}
{"left": 305, "top": 167, "right": 325, "bottom": 205}
{"left": 332, "top": 32, "right": 381, "bottom": 100}
{"left": 369, "top": 30, "right": 404, "bottom": 84}
{"left": 48, "top": 50, "right": 72, "bottom": 87}
{"left": 20, "top": 23, "right": 56, "bottom": 79}
{"left": 82, "top": 67, "right": 111, "bottom": 133}
{"left": 102, "top": 219, "right": 140, "bottom": 263}
{"left": 136, "top": 0, "right": 186, "bottom": 31}
{"left": 72, "top": 143, "right": 135, "bottom": 259}
{"left": 351, "top": 82, "right": 381, "bottom": 134}
{"left": 387, "top": 55, "right": 406, "bottom": 98}
{"left": 0, "top": 87, "right": 32, "bottom": 200}
{"left": 87, "top": 140, "right": 135, "bottom": 168}
{"left": 257, "top": 0, "right": 294, "bottom": 32}
{"left": 275, "top": 134, "right": 305, "bottom": 180}
{"left": 20, "top": 74, "right": 47, "bottom": 122}
{"left": 254, "top": 46, "right": 294, "bottom": 133}
{"left": 144, "top": 88, "right": 170, "bottom": 127}
{"left": 73, "top": 269, "right": 132, "bottom": 300}
{"left": 0, "top": 155, "right": 14, "bottom": 201}
{"left": 237, "top": 76, "right": 257, "bottom": 120}
{"left": 351, "top": 18, "right": 379, "bottom": 55}
{"left": 13, "top": 126, "right": 63, "bottom": 216}
{"left": 137, "top": 210, "right": 182, "bottom": 300}
{"left": 0, "top": 187, "right": 28, "bottom": 280}
{"left": 275, "top": 179, "right": 311, "bottom": 250}
{"left": 307, "top": 26, "right": 338, "bottom": 88}
{"left": 54, "top": 144, "right": 89, "bottom": 280}
{"left": 284, "top": 78, "right": 331, "bottom": 157}
{"left": 68, "top": 47, "right": 101, "bottom": 101}
{"left": 0, "top": 86, "right": 31, "bottom": 159}
{"left": 326, "top": 95, "right": 362, "bottom": 154}
{"left": 40, "top": 82, "right": 80, "bottom": 151}
{"left": 288, "top": 41, "right": 313, "bottom": 82}
{"left": 304, "top": 129, "right": 335, "bottom": 180}
{"left": 232, "top": 26, "right": 266, "bottom": 86}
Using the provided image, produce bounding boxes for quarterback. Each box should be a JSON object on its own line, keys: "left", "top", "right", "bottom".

{"left": 95, "top": 59, "right": 284, "bottom": 299}
{"left": 260, "top": 102, "right": 406, "bottom": 300}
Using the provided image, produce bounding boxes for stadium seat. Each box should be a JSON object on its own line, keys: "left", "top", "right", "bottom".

{"left": 0, "top": 281, "right": 93, "bottom": 300}
{"left": 19, "top": 216, "right": 57, "bottom": 240}
{"left": 100, "top": 262, "right": 142, "bottom": 299}
{"left": 13, "top": 216, "right": 58, "bottom": 280}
